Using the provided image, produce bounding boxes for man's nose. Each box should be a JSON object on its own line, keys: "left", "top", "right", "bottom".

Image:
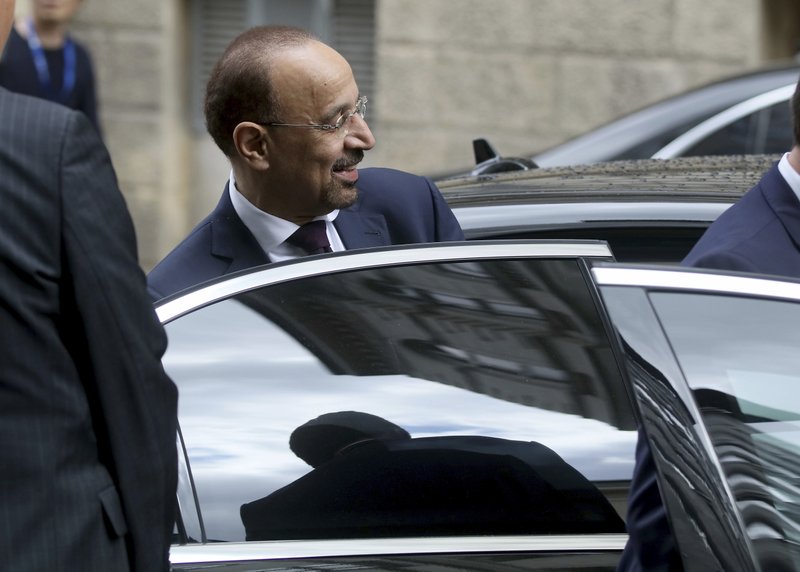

{"left": 345, "top": 114, "right": 375, "bottom": 150}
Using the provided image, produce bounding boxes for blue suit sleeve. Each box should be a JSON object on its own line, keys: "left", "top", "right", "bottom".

{"left": 424, "top": 176, "right": 465, "bottom": 242}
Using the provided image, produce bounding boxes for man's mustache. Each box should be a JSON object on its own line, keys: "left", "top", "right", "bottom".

{"left": 332, "top": 150, "right": 364, "bottom": 171}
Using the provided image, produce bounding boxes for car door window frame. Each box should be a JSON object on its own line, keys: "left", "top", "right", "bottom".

{"left": 163, "top": 241, "right": 638, "bottom": 566}
{"left": 594, "top": 265, "right": 800, "bottom": 571}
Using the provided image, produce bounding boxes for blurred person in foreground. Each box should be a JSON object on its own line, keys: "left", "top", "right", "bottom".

{"left": 0, "top": 0, "right": 177, "bottom": 570}
{"left": 0, "top": 0, "right": 100, "bottom": 132}
{"left": 147, "top": 25, "right": 464, "bottom": 301}
{"left": 619, "top": 75, "right": 800, "bottom": 572}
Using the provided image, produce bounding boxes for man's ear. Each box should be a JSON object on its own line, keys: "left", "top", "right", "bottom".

{"left": 232, "top": 122, "right": 270, "bottom": 170}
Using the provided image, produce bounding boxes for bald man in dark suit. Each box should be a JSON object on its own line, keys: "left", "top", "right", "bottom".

{"left": 0, "top": 1, "right": 178, "bottom": 570}
{"left": 147, "top": 25, "right": 463, "bottom": 301}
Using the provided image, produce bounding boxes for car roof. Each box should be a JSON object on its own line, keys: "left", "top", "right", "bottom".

{"left": 438, "top": 154, "right": 780, "bottom": 206}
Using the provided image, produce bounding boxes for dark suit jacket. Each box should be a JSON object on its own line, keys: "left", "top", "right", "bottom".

{"left": 619, "top": 163, "right": 800, "bottom": 572}
{"left": 0, "top": 88, "right": 178, "bottom": 572}
{"left": 682, "top": 162, "right": 800, "bottom": 273}
{"left": 147, "top": 167, "right": 465, "bottom": 300}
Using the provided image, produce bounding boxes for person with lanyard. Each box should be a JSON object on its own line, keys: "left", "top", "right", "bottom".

{"left": 0, "top": 0, "right": 100, "bottom": 133}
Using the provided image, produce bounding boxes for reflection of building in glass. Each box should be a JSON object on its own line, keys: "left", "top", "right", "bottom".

{"left": 623, "top": 348, "right": 758, "bottom": 571}
{"left": 697, "top": 392, "right": 800, "bottom": 569}
{"left": 238, "top": 258, "right": 634, "bottom": 430}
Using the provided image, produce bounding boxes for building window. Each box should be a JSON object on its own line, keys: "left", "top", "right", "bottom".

{"left": 331, "top": 0, "right": 376, "bottom": 118}
{"left": 190, "top": 0, "right": 375, "bottom": 133}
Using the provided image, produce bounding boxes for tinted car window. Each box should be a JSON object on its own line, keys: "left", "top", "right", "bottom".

{"left": 761, "top": 99, "right": 793, "bottom": 154}
{"left": 615, "top": 119, "right": 707, "bottom": 160}
{"left": 164, "top": 258, "right": 637, "bottom": 542}
{"left": 651, "top": 292, "right": 800, "bottom": 569}
{"left": 472, "top": 227, "right": 706, "bottom": 264}
{"left": 684, "top": 100, "right": 792, "bottom": 156}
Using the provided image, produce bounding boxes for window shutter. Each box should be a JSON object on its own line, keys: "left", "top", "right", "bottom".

{"left": 190, "top": 0, "right": 376, "bottom": 131}
{"left": 190, "top": 0, "right": 248, "bottom": 132}
{"left": 331, "top": 0, "right": 376, "bottom": 107}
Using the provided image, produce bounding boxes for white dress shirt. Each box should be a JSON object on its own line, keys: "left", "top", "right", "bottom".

{"left": 778, "top": 152, "right": 800, "bottom": 204}
{"left": 228, "top": 171, "right": 345, "bottom": 262}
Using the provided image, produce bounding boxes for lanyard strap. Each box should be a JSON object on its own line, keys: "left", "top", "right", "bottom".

{"left": 26, "top": 17, "right": 76, "bottom": 103}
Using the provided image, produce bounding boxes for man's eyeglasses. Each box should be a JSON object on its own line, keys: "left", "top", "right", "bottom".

{"left": 261, "top": 96, "right": 367, "bottom": 136}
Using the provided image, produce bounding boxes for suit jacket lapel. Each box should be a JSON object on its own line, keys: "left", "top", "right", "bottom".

{"left": 210, "top": 183, "right": 271, "bottom": 272}
{"left": 761, "top": 164, "right": 800, "bottom": 249}
{"left": 209, "top": 182, "right": 394, "bottom": 265}
{"left": 335, "top": 207, "right": 391, "bottom": 249}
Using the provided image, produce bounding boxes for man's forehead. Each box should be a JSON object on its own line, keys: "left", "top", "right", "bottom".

{"left": 273, "top": 41, "right": 351, "bottom": 79}
{"left": 271, "top": 42, "right": 356, "bottom": 106}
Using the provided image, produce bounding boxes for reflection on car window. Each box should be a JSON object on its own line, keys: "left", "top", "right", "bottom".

{"left": 684, "top": 100, "right": 793, "bottom": 157}
{"left": 241, "top": 410, "right": 623, "bottom": 539}
{"left": 616, "top": 120, "right": 707, "bottom": 160}
{"left": 163, "top": 259, "right": 637, "bottom": 542}
{"left": 651, "top": 293, "right": 800, "bottom": 569}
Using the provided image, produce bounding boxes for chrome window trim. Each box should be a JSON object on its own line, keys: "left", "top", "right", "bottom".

{"left": 156, "top": 241, "right": 612, "bottom": 323}
{"left": 170, "top": 534, "right": 628, "bottom": 564}
{"left": 592, "top": 266, "right": 800, "bottom": 301}
{"left": 453, "top": 202, "right": 732, "bottom": 232}
{"left": 175, "top": 427, "right": 204, "bottom": 543}
{"left": 652, "top": 83, "right": 795, "bottom": 159}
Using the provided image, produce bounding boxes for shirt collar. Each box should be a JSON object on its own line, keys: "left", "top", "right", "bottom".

{"left": 778, "top": 153, "right": 800, "bottom": 204}
{"left": 227, "top": 171, "right": 339, "bottom": 256}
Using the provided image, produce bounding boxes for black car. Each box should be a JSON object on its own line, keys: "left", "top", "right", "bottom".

{"left": 163, "top": 241, "right": 629, "bottom": 571}
{"left": 450, "top": 63, "right": 798, "bottom": 177}
{"left": 441, "top": 154, "right": 778, "bottom": 263}
{"left": 160, "top": 244, "right": 800, "bottom": 571}
{"left": 160, "top": 156, "right": 799, "bottom": 570}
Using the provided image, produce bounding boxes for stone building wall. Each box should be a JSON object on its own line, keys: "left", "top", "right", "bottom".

{"left": 74, "top": 2, "right": 191, "bottom": 269}
{"left": 14, "top": 0, "right": 794, "bottom": 268}
{"left": 14, "top": 0, "right": 191, "bottom": 269}
{"left": 367, "top": 0, "right": 764, "bottom": 176}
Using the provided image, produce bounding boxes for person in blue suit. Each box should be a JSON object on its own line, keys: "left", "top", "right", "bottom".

{"left": 619, "top": 75, "right": 800, "bottom": 572}
{"left": 148, "top": 25, "right": 464, "bottom": 301}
